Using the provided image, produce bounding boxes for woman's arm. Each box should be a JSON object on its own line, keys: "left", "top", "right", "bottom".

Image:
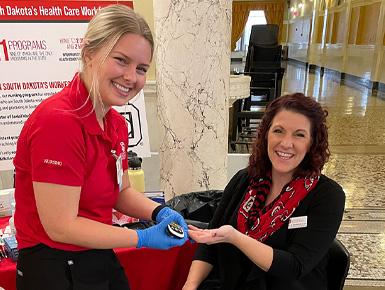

{"left": 188, "top": 225, "right": 274, "bottom": 272}
{"left": 34, "top": 181, "right": 140, "bottom": 249}
{"left": 184, "top": 169, "right": 252, "bottom": 288}
{"left": 182, "top": 260, "right": 214, "bottom": 290}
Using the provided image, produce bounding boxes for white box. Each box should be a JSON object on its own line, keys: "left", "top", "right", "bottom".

{"left": 0, "top": 188, "right": 15, "bottom": 218}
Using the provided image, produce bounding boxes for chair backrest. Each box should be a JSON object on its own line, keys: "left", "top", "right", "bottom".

{"left": 245, "top": 45, "right": 282, "bottom": 72}
{"left": 249, "top": 24, "right": 279, "bottom": 47}
{"left": 251, "top": 45, "right": 282, "bottom": 63}
{"left": 327, "top": 238, "right": 350, "bottom": 290}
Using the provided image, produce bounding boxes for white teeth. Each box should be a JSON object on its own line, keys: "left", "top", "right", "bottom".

{"left": 113, "top": 82, "right": 130, "bottom": 93}
{"left": 277, "top": 151, "right": 293, "bottom": 158}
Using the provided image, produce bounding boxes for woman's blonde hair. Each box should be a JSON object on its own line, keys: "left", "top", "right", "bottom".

{"left": 78, "top": 4, "right": 154, "bottom": 116}
{"left": 80, "top": 4, "right": 154, "bottom": 71}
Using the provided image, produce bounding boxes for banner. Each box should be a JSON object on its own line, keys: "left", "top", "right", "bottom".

{"left": 0, "top": 1, "right": 133, "bottom": 21}
{"left": 0, "top": 0, "right": 151, "bottom": 171}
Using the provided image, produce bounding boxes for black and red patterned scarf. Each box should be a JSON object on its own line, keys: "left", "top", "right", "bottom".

{"left": 237, "top": 172, "right": 320, "bottom": 242}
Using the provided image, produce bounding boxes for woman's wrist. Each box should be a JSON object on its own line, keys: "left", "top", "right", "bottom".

{"left": 229, "top": 227, "right": 243, "bottom": 245}
{"left": 182, "top": 280, "right": 199, "bottom": 290}
{"left": 151, "top": 204, "right": 166, "bottom": 221}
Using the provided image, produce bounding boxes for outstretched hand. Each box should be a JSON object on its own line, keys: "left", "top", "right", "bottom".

{"left": 187, "top": 224, "right": 238, "bottom": 245}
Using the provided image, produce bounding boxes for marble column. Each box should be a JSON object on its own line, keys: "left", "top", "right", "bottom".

{"left": 153, "top": 0, "right": 232, "bottom": 200}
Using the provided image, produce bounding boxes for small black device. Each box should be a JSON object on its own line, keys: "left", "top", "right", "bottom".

{"left": 167, "top": 222, "right": 184, "bottom": 239}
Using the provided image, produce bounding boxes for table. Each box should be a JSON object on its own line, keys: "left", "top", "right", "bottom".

{"left": 0, "top": 217, "right": 198, "bottom": 290}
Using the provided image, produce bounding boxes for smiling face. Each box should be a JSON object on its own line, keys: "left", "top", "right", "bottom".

{"left": 85, "top": 33, "right": 152, "bottom": 112}
{"left": 267, "top": 109, "right": 312, "bottom": 181}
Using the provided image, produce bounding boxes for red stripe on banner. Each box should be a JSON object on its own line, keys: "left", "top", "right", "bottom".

{"left": 0, "top": 1, "right": 134, "bottom": 21}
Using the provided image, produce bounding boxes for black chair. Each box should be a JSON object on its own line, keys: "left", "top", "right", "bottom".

{"left": 245, "top": 44, "right": 284, "bottom": 100}
{"left": 246, "top": 24, "right": 282, "bottom": 93}
{"left": 327, "top": 238, "right": 350, "bottom": 290}
{"left": 244, "top": 24, "right": 282, "bottom": 102}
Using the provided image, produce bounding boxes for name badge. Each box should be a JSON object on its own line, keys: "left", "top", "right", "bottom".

{"left": 112, "top": 150, "right": 123, "bottom": 191}
{"left": 288, "top": 216, "right": 307, "bottom": 229}
{"left": 116, "top": 155, "right": 123, "bottom": 191}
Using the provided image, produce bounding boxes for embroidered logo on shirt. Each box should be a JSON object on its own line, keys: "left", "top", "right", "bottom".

{"left": 44, "top": 159, "right": 62, "bottom": 166}
{"left": 120, "top": 142, "right": 126, "bottom": 159}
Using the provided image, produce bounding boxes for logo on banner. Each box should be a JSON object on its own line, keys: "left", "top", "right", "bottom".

{"left": 0, "top": 38, "right": 51, "bottom": 62}
{"left": 0, "top": 39, "right": 9, "bottom": 61}
{"left": 120, "top": 104, "right": 143, "bottom": 147}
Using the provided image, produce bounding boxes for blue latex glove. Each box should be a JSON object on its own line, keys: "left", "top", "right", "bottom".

{"left": 135, "top": 215, "right": 188, "bottom": 250}
{"left": 156, "top": 207, "right": 188, "bottom": 234}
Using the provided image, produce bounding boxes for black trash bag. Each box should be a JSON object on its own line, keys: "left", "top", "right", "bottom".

{"left": 166, "top": 190, "right": 223, "bottom": 223}
{"left": 113, "top": 221, "right": 157, "bottom": 230}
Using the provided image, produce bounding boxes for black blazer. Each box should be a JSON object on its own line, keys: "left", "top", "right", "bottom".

{"left": 194, "top": 169, "right": 345, "bottom": 290}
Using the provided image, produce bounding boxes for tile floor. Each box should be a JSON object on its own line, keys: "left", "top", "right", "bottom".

{"left": 231, "top": 61, "right": 385, "bottom": 287}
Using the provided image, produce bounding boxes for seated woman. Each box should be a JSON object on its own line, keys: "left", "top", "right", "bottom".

{"left": 184, "top": 93, "right": 345, "bottom": 290}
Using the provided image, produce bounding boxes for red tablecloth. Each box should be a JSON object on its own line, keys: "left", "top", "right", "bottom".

{"left": 0, "top": 217, "right": 198, "bottom": 290}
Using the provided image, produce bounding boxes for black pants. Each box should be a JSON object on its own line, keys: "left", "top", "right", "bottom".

{"left": 16, "top": 244, "right": 130, "bottom": 290}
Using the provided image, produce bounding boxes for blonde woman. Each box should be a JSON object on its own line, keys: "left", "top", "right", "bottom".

{"left": 14, "top": 5, "right": 187, "bottom": 290}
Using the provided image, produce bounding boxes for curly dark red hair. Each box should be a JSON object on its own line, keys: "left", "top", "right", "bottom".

{"left": 247, "top": 93, "right": 330, "bottom": 179}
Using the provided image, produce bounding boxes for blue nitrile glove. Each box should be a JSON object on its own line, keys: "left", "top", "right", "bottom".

{"left": 156, "top": 207, "right": 188, "bottom": 234}
{"left": 135, "top": 215, "right": 188, "bottom": 250}
{"left": 156, "top": 206, "right": 194, "bottom": 244}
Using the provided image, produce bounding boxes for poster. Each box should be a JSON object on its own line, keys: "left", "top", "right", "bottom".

{"left": 0, "top": 0, "right": 150, "bottom": 171}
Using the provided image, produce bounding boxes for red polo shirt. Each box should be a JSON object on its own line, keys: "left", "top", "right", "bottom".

{"left": 13, "top": 73, "right": 129, "bottom": 251}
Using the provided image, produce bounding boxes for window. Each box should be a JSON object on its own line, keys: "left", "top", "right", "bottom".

{"left": 235, "top": 10, "right": 267, "bottom": 52}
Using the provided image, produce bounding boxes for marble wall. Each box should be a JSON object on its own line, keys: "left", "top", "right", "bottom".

{"left": 153, "top": 0, "right": 232, "bottom": 200}
{"left": 142, "top": 152, "right": 249, "bottom": 193}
